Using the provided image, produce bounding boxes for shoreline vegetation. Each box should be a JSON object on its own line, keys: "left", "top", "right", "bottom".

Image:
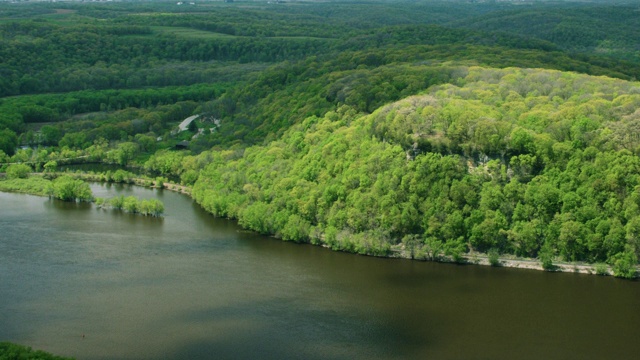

{"left": 95, "top": 195, "right": 164, "bottom": 217}
{"left": 0, "top": 169, "right": 166, "bottom": 217}
{"left": 1, "top": 169, "right": 635, "bottom": 278}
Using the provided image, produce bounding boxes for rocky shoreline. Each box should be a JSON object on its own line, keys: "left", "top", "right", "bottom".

{"left": 461, "top": 254, "right": 614, "bottom": 276}
{"left": 385, "top": 248, "right": 638, "bottom": 277}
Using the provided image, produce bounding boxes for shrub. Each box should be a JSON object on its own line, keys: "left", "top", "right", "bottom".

{"left": 6, "top": 164, "right": 32, "bottom": 179}
{"left": 112, "top": 169, "right": 133, "bottom": 183}
{"left": 444, "top": 237, "right": 466, "bottom": 263}
{"left": 280, "top": 214, "right": 311, "bottom": 243}
{"left": 180, "top": 169, "right": 199, "bottom": 186}
{"left": 594, "top": 263, "right": 609, "bottom": 276}
{"left": 539, "top": 243, "right": 556, "bottom": 271}
{"left": 138, "top": 198, "right": 164, "bottom": 216}
{"left": 50, "top": 175, "right": 93, "bottom": 202}
{"left": 123, "top": 196, "right": 138, "bottom": 213}
{"left": 43, "top": 160, "right": 57, "bottom": 173}
{"left": 109, "top": 195, "right": 125, "bottom": 209}
{"left": 488, "top": 248, "right": 500, "bottom": 267}
{"left": 155, "top": 177, "right": 166, "bottom": 189}
{"left": 101, "top": 196, "right": 164, "bottom": 216}
{"left": 611, "top": 250, "right": 638, "bottom": 279}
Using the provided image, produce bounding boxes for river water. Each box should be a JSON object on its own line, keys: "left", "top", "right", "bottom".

{"left": 1, "top": 184, "right": 639, "bottom": 359}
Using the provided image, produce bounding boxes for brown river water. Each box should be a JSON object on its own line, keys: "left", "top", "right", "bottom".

{"left": 1, "top": 183, "right": 639, "bottom": 359}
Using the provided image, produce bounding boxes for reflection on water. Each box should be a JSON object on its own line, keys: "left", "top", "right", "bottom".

{"left": 1, "top": 185, "right": 639, "bottom": 360}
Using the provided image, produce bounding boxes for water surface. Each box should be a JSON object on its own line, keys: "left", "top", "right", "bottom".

{"left": 1, "top": 184, "right": 638, "bottom": 359}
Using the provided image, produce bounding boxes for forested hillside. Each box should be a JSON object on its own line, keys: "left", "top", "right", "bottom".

{"left": 452, "top": 3, "right": 640, "bottom": 63}
{"left": 1, "top": 0, "right": 639, "bottom": 277}
{"left": 192, "top": 67, "right": 640, "bottom": 277}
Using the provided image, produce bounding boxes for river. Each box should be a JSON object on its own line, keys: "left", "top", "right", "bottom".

{"left": 1, "top": 184, "right": 639, "bottom": 359}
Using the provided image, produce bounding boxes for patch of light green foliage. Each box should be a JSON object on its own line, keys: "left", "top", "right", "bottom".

{"left": 47, "top": 175, "right": 93, "bottom": 202}
{"left": 0, "top": 176, "right": 51, "bottom": 196}
{"left": 0, "top": 166, "right": 93, "bottom": 201}
{"left": 95, "top": 195, "right": 164, "bottom": 217}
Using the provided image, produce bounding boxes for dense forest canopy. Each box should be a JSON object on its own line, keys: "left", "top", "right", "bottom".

{"left": 193, "top": 66, "right": 640, "bottom": 277}
{"left": 1, "top": 0, "right": 639, "bottom": 277}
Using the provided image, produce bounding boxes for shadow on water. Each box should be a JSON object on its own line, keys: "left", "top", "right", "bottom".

{"left": 165, "top": 297, "right": 439, "bottom": 360}
{"left": 188, "top": 200, "right": 245, "bottom": 238}
{"left": 44, "top": 198, "right": 93, "bottom": 211}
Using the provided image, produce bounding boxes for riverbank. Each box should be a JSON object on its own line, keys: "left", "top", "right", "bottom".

{"left": 434, "top": 253, "right": 616, "bottom": 276}
{"left": 73, "top": 173, "right": 192, "bottom": 195}
{"left": 375, "top": 246, "right": 623, "bottom": 277}
{"left": 0, "top": 171, "right": 191, "bottom": 195}
{"left": 1, "top": 172, "right": 636, "bottom": 278}
{"left": 52, "top": 171, "right": 191, "bottom": 195}
{"left": 0, "top": 173, "right": 169, "bottom": 217}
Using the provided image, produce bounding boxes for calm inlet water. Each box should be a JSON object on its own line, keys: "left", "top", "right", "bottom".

{"left": 1, "top": 184, "right": 639, "bottom": 359}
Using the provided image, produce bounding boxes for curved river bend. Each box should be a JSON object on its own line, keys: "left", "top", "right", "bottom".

{"left": 1, "top": 184, "right": 639, "bottom": 359}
